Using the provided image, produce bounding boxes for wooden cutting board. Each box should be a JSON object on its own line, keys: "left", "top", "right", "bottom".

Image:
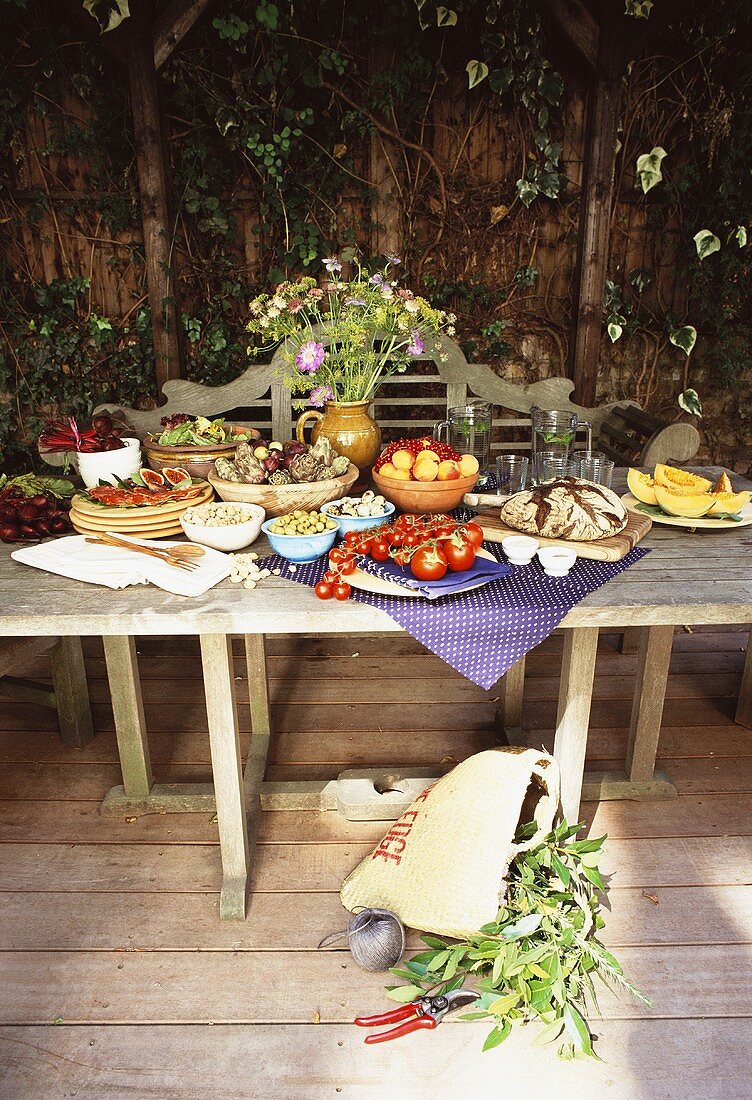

{"left": 476, "top": 507, "right": 652, "bottom": 561}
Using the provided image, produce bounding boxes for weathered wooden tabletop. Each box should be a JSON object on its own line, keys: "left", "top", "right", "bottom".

{"left": 0, "top": 468, "right": 750, "bottom": 636}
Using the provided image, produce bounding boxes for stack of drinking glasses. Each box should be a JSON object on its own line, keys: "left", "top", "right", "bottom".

{"left": 568, "top": 450, "right": 614, "bottom": 487}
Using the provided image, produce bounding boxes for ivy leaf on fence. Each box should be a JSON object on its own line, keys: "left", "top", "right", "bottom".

{"left": 607, "top": 315, "right": 624, "bottom": 343}
{"left": 466, "top": 60, "right": 489, "bottom": 89}
{"left": 83, "top": 0, "right": 130, "bottom": 33}
{"left": 693, "top": 230, "right": 721, "bottom": 260}
{"left": 636, "top": 147, "right": 667, "bottom": 193}
{"left": 735, "top": 226, "right": 747, "bottom": 247}
{"left": 678, "top": 388, "right": 703, "bottom": 417}
{"left": 436, "top": 7, "right": 458, "bottom": 26}
{"left": 625, "top": 0, "right": 654, "bottom": 17}
{"left": 669, "top": 325, "right": 697, "bottom": 356}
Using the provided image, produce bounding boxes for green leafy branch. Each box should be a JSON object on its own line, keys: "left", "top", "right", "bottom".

{"left": 384, "top": 821, "right": 649, "bottom": 1059}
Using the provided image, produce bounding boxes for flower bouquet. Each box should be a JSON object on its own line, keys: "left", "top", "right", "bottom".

{"left": 246, "top": 256, "right": 456, "bottom": 407}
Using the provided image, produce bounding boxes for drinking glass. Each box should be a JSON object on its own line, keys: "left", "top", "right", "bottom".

{"left": 569, "top": 449, "right": 607, "bottom": 479}
{"left": 496, "top": 454, "right": 529, "bottom": 495}
{"left": 537, "top": 452, "right": 571, "bottom": 482}
{"left": 580, "top": 456, "right": 615, "bottom": 487}
{"left": 434, "top": 402, "right": 492, "bottom": 483}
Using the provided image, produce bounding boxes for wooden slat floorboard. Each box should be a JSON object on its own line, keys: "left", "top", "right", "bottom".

{"left": 0, "top": 627, "right": 750, "bottom": 1095}
{"left": 1, "top": 1021, "right": 750, "bottom": 1100}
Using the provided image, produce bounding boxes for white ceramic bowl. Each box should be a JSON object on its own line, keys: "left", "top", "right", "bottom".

{"left": 74, "top": 436, "right": 141, "bottom": 488}
{"left": 501, "top": 534, "right": 539, "bottom": 565}
{"left": 180, "top": 501, "right": 266, "bottom": 551}
{"left": 537, "top": 545, "right": 577, "bottom": 577}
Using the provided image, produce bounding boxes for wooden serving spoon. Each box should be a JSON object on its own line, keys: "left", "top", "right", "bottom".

{"left": 85, "top": 533, "right": 200, "bottom": 570}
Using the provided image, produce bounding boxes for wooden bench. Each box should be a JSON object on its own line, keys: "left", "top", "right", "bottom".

{"left": 98, "top": 335, "right": 700, "bottom": 467}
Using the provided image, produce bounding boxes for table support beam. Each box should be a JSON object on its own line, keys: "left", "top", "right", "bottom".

{"left": 496, "top": 655, "right": 526, "bottom": 740}
{"left": 626, "top": 624, "right": 674, "bottom": 782}
{"left": 103, "top": 635, "right": 152, "bottom": 801}
{"left": 49, "top": 636, "right": 95, "bottom": 748}
{"left": 244, "top": 633, "right": 272, "bottom": 848}
{"left": 200, "top": 633, "right": 250, "bottom": 921}
{"left": 619, "top": 626, "right": 642, "bottom": 655}
{"left": 554, "top": 626, "right": 599, "bottom": 824}
{"left": 735, "top": 627, "right": 752, "bottom": 730}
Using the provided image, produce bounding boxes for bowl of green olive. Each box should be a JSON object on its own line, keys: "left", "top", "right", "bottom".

{"left": 261, "top": 509, "right": 340, "bottom": 563}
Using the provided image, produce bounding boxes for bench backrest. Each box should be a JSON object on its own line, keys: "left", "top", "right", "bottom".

{"left": 97, "top": 334, "right": 698, "bottom": 465}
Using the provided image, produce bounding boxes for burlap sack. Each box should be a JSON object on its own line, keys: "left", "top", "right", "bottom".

{"left": 340, "top": 747, "right": 559, "bottom": 938}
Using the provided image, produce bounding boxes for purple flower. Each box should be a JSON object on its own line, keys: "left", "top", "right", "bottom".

{"left": 407, "top": 329, "right": 424, "bottom": 357}
{"left": 344, "top": 297, "right": 367, "bottom": 306}
{"left": 295, "top": 340, "right": 326, "bottom": 374}
{"left": 310, "top": 384, "right": 334, "bottom": 407}
{"left": 322, "top": 256, "right": 342, "bottom": 274}
{"left": 369, "top": 273, "right": 385, "bottom": 286}
{"left": 387, "top": 254, "right": 402, "bottom": 265}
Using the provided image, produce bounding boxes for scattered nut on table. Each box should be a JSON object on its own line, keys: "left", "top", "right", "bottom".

{"left": 228, "top": 551, "right": 272, "bottom": 589}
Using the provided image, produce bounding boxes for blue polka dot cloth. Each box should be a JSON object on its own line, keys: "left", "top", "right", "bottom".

{"left": 261, "top": 539, "right": 650, "bottom": 690}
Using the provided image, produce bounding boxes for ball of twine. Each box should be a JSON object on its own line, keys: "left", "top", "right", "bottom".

{"left": 318, "top": 907, "right": 405, "bottom": 972}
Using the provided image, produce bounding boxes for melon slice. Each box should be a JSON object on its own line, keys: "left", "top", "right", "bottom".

{"left": 627, "top": 468, "right": 657, "bottom": 505}
{"left": 654, "top": 484, "right": 714, "bottom": 518}
{"left": 653, "top": 463, "right": 712, "bottom": 493}
{"left": 707, "top": 490, "right": 751, "bottom": 516}
{"left": 712, "top": 471, "right": 733, "bottom": 494}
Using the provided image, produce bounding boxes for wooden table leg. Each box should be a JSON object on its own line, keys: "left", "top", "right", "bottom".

{"left": 49, "top": 636, "right": 95, "bottom": 748}
{"left": 201, "top": 633, "right": 250, "bottom": 921}
{"left": 496, "top": 655, "right": 526, "bottom": 741}
{"left": 735, "top": 627, "right": 752, "bottom": 729}
{"left": 102, "top": 635, "right": 152, "bottom": 801}
{"left": 244, "top": 633, "right": 272, "bottom": 848}
{"left": 619, "top": 626, "right": 642, "bottom": 655}
{"left": 554, "top": 627, "right": 599, "bottom": 825}
{"left": 625, "top": 624, "right": 674, "bottom": 782}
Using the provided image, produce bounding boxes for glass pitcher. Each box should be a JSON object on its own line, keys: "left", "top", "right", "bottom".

{"left": 434, "top": 403, "right": 492, "bottom": 480}
{"left": 530, "top": 407, "right": 591, "bottom": 483}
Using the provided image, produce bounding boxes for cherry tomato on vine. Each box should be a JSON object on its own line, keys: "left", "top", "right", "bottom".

{"left": 333, "top": 581, "right": 352, "bottom": 601}
{"left": 410, "top": 545, "right": 448, "bottom": 582}
{"left": 443, "top": 534, "right": 477, "bottom": 572}
{"left": 314, "top": 580, "right": 334, "bottom": 600}
{"left": 343, "top": 531, "right": 362, "bottom": 547}
{"left": 370, "top": 537, "right": 390, "bottom": 562}
{"left": 353, "top": 536, "right": 373, "bottom": 555}
{"left": 403, "top": 532, "right": 421, "bottom": 548}
{"left": 322, "top": 570, "right": 339, "bottom": 585}
{"left": 329, "top": 546, "right": 354, "bottom": 565}
{"left": 462, "top": 521, "right": 484, "bottom": 549}
{"left": 393, "top": 547, "right": 412, "bottom": 567}
{"left": 339, "top": 556, "right": 357, "bottom": 575}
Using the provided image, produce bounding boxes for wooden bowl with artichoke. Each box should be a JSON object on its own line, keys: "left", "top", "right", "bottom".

{"left": 208, "top": 437, "right": 359, "bottom": 517}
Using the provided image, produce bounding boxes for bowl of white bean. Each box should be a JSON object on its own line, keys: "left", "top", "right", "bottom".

{"left": 179, "top": 500, "right": 266, "bottom": 551}
{"left": 322, "top": 492, "right": 395, "bottom": 538}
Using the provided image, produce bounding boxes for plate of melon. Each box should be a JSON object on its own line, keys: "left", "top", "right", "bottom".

{"left": 622, "top": 465, "right": 752, "bottom": 529}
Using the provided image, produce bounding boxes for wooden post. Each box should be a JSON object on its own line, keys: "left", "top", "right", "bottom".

{"left": 127, "top": 0, "right": 184, "bottom": 388}
{"left": 553, "top": 627, "right": 599, "bottom": 825}
{"left": 625, "top": 624, "right": 674, "bottom": 782}
{"left": 569, "top": 4, "right": 625, "bottom": 407}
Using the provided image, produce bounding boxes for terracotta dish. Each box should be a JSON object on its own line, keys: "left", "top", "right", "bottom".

{"left": 372, "top": 468, "right": 479, "bottom": 514}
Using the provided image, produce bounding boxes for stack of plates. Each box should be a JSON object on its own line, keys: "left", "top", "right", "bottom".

{"left": 69, "top": 484, "right": 214, "bottom": 539}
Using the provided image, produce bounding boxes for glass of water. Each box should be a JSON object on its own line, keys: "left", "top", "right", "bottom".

{"left": 569, "top": 449, "right": 607, "bottom": 478}
{"left": 537, "top": 452, "right": 571, "bottom": 482}
{"left": 496, "top": 454, "right": 529, "bottom": 495}
{"left": 580, "top": 456, "right": 615, "bottom": 487}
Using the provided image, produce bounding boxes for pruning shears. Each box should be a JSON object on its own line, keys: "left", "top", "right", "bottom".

{"left": 354, "top": 989, "right": 479, "bottom": 1044}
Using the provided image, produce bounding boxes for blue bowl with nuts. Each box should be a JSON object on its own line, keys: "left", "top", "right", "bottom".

{"left": 322, "top": 492, "right": 395, "bottom": 538}
{"left": 261, "top": 510, "right": 340, "bottom": 563}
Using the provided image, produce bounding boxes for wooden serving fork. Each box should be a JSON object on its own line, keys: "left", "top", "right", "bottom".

{"left": 85, "top": 532, "right": 202, "bottom": 570}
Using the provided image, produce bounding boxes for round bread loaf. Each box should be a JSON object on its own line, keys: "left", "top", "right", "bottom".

{"left": 501, "top": 477, "right": 627, "bottom": 541}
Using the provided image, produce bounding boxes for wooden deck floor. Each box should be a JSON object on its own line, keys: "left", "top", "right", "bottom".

{"left": 0, "top": 627, "right": 751, "bottom": 1099}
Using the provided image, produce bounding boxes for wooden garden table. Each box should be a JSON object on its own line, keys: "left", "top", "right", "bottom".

{"left": 0, "top": 467, "right": 749, "bottom": 920}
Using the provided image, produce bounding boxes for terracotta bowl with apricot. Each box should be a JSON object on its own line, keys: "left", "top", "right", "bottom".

{"left": 372, "top": 445, "right": 480, "bottom": 514}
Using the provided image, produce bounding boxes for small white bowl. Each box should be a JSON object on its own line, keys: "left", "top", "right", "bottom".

{"left": 537, "top": 546, "right": 577, "bottom": 577}
{"left": 501, "top": 534, "right": 539, "bottom": 565}
{"left": 180, "top": 501, "right": 265, "bottom": 551}
{"left": 74, "top": 436, "right": 142, "bottom": 488}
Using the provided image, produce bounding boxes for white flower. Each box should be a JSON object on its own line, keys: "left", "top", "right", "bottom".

{"left": 260, "top": 316, "right": 270, "bottom": 328}
{"left": 447, "top": 325, "right": 456, "bottom": 336}
{"left": 267, "top": 306, "right": 281, "bottom": 319}
{"left": 404, "top": 299, "right": 419, "bottom": 314}
{"left": 271, "top": 295, "right": 286, "bottom": 310}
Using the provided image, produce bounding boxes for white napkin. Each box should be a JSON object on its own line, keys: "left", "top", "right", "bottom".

{"left": 12, "top": 534, "right": 232, "bottom": 597}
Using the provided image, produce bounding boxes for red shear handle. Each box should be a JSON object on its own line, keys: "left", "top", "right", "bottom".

{"left": 364, "top": 1016, "right": 438, "bottom": 1045}
{"left": 354, "top": 1004, "right": 417, "bottom": 1027}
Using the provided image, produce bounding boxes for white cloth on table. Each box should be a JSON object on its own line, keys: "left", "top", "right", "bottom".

{"left": 11, "top": 534, "right": 231, "bottom": 597}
